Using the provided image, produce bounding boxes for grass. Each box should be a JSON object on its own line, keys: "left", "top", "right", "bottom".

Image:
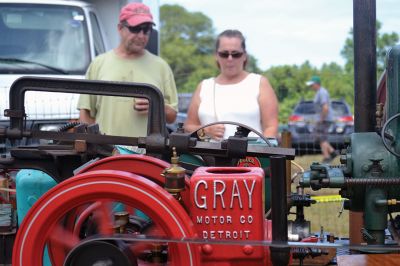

{"left": 289, "top": 154, "right": 349, "bottom": 238}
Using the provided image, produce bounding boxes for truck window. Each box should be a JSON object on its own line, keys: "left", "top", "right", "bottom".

{"left": 89, "top": 11, "right": 105, "bottom": 56}
{"left": 0, "top": 3, "right": 90, "bottom": 75}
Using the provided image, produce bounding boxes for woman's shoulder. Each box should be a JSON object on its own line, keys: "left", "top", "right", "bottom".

{"left": 243, "top": 73, "right": 264, "bottom": 88}
{"left": 198, "top": 77, "right": 215, "bottom": 96}
{"left": 248, "top": 72, "right": 263, "bottom": 80}
{"left": 199, "top": 77, "right": 215, "bottom": 89}
{"left": 202, "top": 77, "right": 215, "bottom": 84}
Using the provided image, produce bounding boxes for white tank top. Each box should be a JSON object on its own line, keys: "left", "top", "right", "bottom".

{"left": 198, "top": 73, "right": 262, "bottom": 139}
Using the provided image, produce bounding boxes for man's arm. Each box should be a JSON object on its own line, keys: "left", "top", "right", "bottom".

{"left": 161, "top": 64, "right": 179, "bottom": 124}
{"left": 77, "top": 93, "right": 96, "bottom": 125}
{"left": 321, "top": 103, "right": 329, "bottom": 121}
{"left": 79, "top": 109, "right": 95, "bottom": 124}
{"left": 165, "top": 105, "right": 177, "bottom": 123}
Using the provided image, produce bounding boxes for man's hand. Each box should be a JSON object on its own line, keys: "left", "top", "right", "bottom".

{"left": 321, "top": 102, "right": 329, "bottom": 121}
{"left": 133, "top": 98, "right": 149, "bottom": 114}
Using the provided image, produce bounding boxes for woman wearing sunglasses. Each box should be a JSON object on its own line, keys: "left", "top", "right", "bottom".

{"left": 185, "top": 29, "right": 279, "bottom": 141}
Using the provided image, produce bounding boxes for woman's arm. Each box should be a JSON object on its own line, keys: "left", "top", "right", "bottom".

{"left": 258, "top": 76, "right": 279, "bottom": 138}
{"left": 184, "top": 82, "right": 202, "bottom": 133}
{"left": 184, "top": 81, "right": 225, "bottom": 140}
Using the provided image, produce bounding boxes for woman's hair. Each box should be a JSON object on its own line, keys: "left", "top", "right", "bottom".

{"left": 215, "top": 29, "right": 247, "bottom": 69}
{"left": 215, "top": 29, "right": 246, "bottom": 52}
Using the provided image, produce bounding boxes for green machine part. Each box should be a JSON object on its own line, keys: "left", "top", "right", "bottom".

{"left": 386, "top": 45, "right": 400, "bottom": 157}
{"left": 344, "top": 132, "right": 400, "bottom": 244}
{"left": 343, "top": 133, "right": 400, "bottom": 212}
{"left": 386, "top": 45, "right": 400, "bottom": 125}
{"left": 301, "top": 132, "right": 400, "bottom": 244}
{"left": 300, "top": 45, "right": 400, "bottom": 245}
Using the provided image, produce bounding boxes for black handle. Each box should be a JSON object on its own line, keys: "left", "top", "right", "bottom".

{"left": 5, "top": 76, "right": 167, "bottom": 138}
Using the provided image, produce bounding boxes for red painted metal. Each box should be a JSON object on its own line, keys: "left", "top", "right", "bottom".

{"left": 47, "top": 207, "right": 82, "bottom": 265}
{"left": 264, "top": 220, "right": 273, "bottom": 266}
{"left": 237, "top": 156, "right": 262, "bottom": 167}
{"left": 377, "top": 70, "right": 387, "bottom": 106}
{"left": 13, "top": 170, "right": 200, "bottom": 266}
{"left": 12, "top": 155, "right": 283, "bottom": 264}
{"left": 76, "top": 154, "right": 191, "bottom": 209}
{"left": 72, "top": 201, "right": 102, "bottom": 236}
{"left": 190, "top": 166, "right": 267, "bottom": 265}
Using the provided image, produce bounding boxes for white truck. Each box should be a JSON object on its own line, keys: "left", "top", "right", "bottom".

{"left": 0, "top": 0, "right": 159, "bottom": 150}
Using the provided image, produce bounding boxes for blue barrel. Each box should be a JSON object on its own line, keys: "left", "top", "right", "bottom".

{"left": 16, "top": 169, "right": 56, "bottom": 266}
{"left": 16, "top": 169, "right": 57, "bottom": 226}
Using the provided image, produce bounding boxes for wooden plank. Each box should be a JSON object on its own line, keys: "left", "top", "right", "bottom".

{"left": 337, "top": 254, "right": 400, "bottom": 266}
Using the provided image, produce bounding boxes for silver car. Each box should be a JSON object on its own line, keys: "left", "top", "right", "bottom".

{"left": 287, "top": 99, "right": 354, "bottom": 154}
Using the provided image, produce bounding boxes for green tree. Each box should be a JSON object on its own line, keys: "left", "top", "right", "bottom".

{"left": 340, "top": 21, "right": 399, "bottom": 77}
{"left": 160, "top": 4, "right": 218, "bottom": 92}
{"left": 246, "top": 54, "right": 262, "bottom": 74}
{"left": 264, "top": 62, "right": 317, "bottom": 123}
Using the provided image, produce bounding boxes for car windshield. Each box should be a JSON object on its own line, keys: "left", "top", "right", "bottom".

{"left": 0, "top": 3, "right": 90, "bottom": 74}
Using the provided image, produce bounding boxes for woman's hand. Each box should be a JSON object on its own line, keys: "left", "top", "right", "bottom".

{"left": 204, "top": 124, "right": 225, "bottom": 141}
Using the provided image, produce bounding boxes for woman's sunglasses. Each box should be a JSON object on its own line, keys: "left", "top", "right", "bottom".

{"left": 123, "top": 24, "right": 153, "bottom": 35}
{"left": 217, "top": 51, "right": 244, "bottom": 59}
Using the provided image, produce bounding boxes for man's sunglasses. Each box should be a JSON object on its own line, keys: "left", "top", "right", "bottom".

{"left": 123, "top": 24, "right": 153, "bottom": 35}
{"left": 217, "top": 51, "right": 244, "bottom": 59}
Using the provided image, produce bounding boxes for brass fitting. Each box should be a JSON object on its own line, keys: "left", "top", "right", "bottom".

{"left": 375, "top": 103, "right": 384, "bottom": 131}
{"left": 162, "top": 147, "right": 186, "bottom": 195}
{"left": 114, "top": 211, "right": 129, "bottom": 233}
{"left": 387, "top": 199, "right": 398, "bottom": 205}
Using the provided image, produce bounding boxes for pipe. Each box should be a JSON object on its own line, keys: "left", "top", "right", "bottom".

{"left": 352, "top": 0, "right": 377, "bottom": 246}
{"left": 353, "top": 0, "right": 377, "bottom": 132}
{"left": 270, "top": 155, "right": 290, "bottom": 266}
{"left": 345, "top": 178, "right": 400, "bottom": 185}
{"left": 280, "top": 131, "right": 292, "bottom": 197}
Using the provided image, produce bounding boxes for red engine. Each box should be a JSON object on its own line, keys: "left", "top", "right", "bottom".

{"left": 11, "top": 154, "right": 283, "bottom": 266}
{"left": 190, "top": 166, "right": 269, "bottom": 265}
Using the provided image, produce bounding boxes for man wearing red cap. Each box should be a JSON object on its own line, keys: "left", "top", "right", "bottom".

{"left": 78, "top": 3, "right": 178, "bottom": 139}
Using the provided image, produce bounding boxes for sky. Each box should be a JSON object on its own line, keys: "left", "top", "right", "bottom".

{"left": 159, "top": 0, "right": 400, "bottom": 70}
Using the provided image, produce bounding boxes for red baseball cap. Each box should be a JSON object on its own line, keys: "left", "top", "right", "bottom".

{"left": 119, "top": 3, "right": 154, "bottom": 27}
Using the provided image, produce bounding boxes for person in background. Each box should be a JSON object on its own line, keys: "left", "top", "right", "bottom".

{"left": 78, "top": 2, "right": 178, "bottom": 139}
{"left": 306, "top": 75, "right": 338, "bottom": 163}
{"left": 184, "top": 29, "right": 279, "bottom": 141}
